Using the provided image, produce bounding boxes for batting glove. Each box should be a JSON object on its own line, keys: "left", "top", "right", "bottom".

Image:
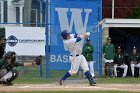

{"left": 85, "top": 32, "right": 90, "bottom": 36}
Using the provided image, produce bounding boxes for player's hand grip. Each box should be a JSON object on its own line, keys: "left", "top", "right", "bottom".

{"left": 85, "top": 32, "right": 90, "bottom": 36}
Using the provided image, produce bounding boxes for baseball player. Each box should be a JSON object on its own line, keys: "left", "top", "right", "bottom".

{"left": 59, "top": 30, "right": 96, "bottom": 86}
{"left": 129, "top": 46, "right": 140, "bottom": 77}
{"left": 103, "top": 37, "right": 115, "bottom": 78}
{"left": 82, "top": 37, "right": 95, "bottom": 77}
{"left": 0, "top": 51, "right": 42, "bottom": 86}
{"left": 114, "top": 46, "right": 128, "bottom": 78}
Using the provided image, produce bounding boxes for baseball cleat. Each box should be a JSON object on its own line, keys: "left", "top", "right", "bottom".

{"left": 93, "top": 82, "right": 96, "bottom": 84}
{"left": 89, "top": 83, "right": 96, "bottom": 86}
{"left": 89, "top": 80, "right": 96, "bottom": 86}
{"left": 58, "top": 80, "right": 64, "bottom": 85}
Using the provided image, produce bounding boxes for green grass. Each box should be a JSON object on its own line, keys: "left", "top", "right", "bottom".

{"left": 0, "top": 91, "right": 139, "bottom": 93}
{"left": 17, "top": 69, "right": 81, "bottom": 79}
{"left": 13, "top": 69, "right": 140, "bottom": 84}
{"left": 13, "top": 76, "right": 140, "bottom": 84}
{"left": 49, "top": 70, "right": 81, "bottom": 78}
{"left": 4, "top": 70, "right": 140, "bottom": 93}
{"left": 96, "top": 77, "right": 140, "bottom": 84}
{"left": 12, "top": 69, "right": 81, "bottom": 84}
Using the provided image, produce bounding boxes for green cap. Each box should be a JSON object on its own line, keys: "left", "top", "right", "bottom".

{"left": 133, "top": 46, "right": 136, "bottom": 50}
{"left": 107, "top": 37, "right": 111, "bottom": 40}
{"left": 86, "top": 37, "right": 90, "bottom": 41}
{"left": 117, "top": 46, "right": 121, "bottom": 49}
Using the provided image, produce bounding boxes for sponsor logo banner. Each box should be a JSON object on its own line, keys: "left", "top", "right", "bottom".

{"left": 6, "top": 27, "right": 45, "bottom": 56}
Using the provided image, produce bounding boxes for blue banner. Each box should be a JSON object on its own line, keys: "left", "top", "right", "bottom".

{"left": 50, "top": 0, "right": 102, "bottom": 70}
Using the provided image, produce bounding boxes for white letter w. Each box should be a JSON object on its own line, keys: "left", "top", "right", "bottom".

{"left": 55, "top": 8, "right": 92, "bottom": 34}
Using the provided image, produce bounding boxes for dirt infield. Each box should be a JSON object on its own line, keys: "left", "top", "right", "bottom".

{"left": 0, "top": 83, "right": 140, "bottom": 92}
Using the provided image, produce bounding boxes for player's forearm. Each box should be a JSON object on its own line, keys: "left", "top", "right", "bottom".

{"left": 24, "top": 61, "right": 36, "bottom": 67}
{"left": 79, "top": 32, "right": 90, "bottom": 39}
{"left": 24, "top": 56, "right": 42, "bottom": 67}
{"left": 80, "top": 34, "right": 87, "bottom": 39}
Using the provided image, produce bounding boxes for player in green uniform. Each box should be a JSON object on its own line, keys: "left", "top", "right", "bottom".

{"left": 129, "top": 46, "right": 140, "bottom": 77}
{"left": 114, "top": 46, "right": 128, "bottom": 78}
{"left": 103, "top": 37, "right": 115, "bottom": 78}
{"left": 82, "top": 37, "right": 95, "bottom": 77}
{"left": 0, "top": 51, "right": 42, "bottom": 86}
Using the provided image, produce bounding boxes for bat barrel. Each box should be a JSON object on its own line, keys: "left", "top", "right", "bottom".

{"left": 90, "top": 19, "right": 106, "bottom": 33}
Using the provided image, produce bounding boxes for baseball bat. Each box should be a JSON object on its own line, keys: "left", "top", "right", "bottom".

{"left": 90, "top": 19, "right": 106, "bottom": 33}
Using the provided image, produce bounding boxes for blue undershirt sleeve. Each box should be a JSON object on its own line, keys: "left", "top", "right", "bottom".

{"left": 76, "top": 37, "right": 82, "bottom": 42}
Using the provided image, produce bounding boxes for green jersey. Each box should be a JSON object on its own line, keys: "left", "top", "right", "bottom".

{"left": 0, "top": 59, "right": 24, "bottom": 69}
{"left": 82, "top": 44, "right": 94, "bottom": 61}
{"left": 103, "top": 43, "right": 115, "bottom": 59}
{"left": 114, "top": 53, "right": 125, "bottom": 65}
{"left": 129, "top": 53, "right": 140, "bottom": 64}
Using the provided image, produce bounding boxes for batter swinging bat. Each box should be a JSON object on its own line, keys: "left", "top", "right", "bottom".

{"left": 89, "top": 19, "right": 106, "bottom": 33}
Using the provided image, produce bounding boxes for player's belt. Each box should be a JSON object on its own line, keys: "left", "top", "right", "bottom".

{"left": 70, "top": 54, "right": 82, "bottom": 57}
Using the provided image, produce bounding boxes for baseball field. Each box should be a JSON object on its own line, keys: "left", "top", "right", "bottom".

{"left": 0, "top": 77, "right": 140, "bottom": 93}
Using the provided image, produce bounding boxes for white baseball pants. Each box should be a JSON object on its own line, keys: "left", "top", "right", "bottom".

{"left": 0, "top": 71, "right": 12, "bottom": 82}
{"left": 130, "top": 63, "right": 140, "bottom": 76}
{"left": 87, "top": 61, "right": 95, "bottom": 77}
{"left": 69, "top": 55, "right": 89, "bottom": 75}
{"left": 114, "top": 64, "right": 128, "bottom": 77}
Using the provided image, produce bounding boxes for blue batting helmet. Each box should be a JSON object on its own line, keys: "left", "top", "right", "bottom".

{"left": 61, "top": 30, "right": 70, "bottom": 39}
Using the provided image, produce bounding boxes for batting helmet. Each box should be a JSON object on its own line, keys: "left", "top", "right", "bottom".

{"left": 3, "top": 51, "right": 16, "bottom": 63}
{"left": 61, "top": 30, "right": 70, "bottom": 40}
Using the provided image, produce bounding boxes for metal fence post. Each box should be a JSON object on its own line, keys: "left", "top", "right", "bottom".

{"left": 45, "top": 0, "right": 49, "bottom": 78}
